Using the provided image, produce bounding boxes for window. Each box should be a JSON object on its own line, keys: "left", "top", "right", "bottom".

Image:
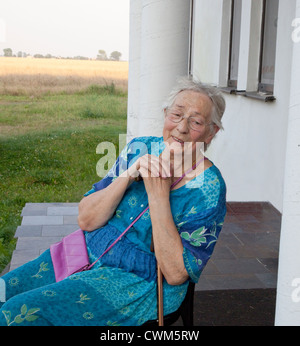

{"left": 228, "top": 0, "right": 242, "bottom": 88}
{"left": 258, "top": 0, "right": 279, "bottom": 94}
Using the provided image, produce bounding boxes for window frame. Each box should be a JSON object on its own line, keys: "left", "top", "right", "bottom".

{"left": 258, "top": 0, "right": 279, "bottom": 94}
{"left": 227, "top": 0, "right": 242, "bottom": 89}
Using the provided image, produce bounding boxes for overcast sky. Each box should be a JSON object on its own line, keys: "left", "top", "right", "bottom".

{"left": 0, "top": 0, "right": 130, "bottom": 60}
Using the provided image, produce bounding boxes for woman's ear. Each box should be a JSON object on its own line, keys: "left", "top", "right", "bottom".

{"left": 213, "top": 125, "right": 220, "bottom": 136}
{"left": 205, "top": 125, "right": 220, "bottom": 145}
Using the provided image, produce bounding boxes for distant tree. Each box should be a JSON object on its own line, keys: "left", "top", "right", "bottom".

{"left": 3, "top": 48, "right": 12, "bottom": 57}
{"left": 17, "top": 51, "right": 23, "bottom": 58}
{"left": 97, "top": 49, "right": 107, "bottom": 60}
{"left": 74, "top": 55, "right": 88, "bottom": 60}
{"left": 34, "top": 54, "right": 44, "bottom": 58}
{"left": 110, "top": 51, "right": 122, "bottom": 61}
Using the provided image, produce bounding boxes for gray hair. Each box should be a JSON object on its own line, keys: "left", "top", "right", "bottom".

{"left": 163, "top": 76, "right": 226, "bottom": 134}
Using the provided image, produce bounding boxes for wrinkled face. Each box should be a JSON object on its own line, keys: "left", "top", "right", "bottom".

{"left": 163, "top": 90, "right": 218, "bottom": 157}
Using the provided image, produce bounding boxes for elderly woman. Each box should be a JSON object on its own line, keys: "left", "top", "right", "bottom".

{"left": 0, "top": 77, "right": 226, "bottom": 326}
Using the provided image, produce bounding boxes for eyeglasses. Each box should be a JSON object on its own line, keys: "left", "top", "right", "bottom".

{"left": 166, "top": 109, "right": 213, "bottom": 132}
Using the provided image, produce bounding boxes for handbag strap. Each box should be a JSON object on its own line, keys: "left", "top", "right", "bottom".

{"left": 86, "top": 156, "right": 205, "bottom": 270}
{"left": 86, "top": 206, "right": 149, "bottom": 269}
{"left": 170, "top": 156, "right": 205, "bottom": 188}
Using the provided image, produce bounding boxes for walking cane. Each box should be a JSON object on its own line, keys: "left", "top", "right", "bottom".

{"left": 157, "top": 264, "right": 164, "bottom": 326}
{"left": 151, "top": 235, "right": 164, "bottom": 326}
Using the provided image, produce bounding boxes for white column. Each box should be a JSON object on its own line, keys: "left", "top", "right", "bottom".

{"left": 127, "top": 0, "right": 191, "bottom": 139}
{"left": 275, "top": 0, "right": 300, "bottom": 326}
{"left": 127, "top": 0, "right": 142, "bottom": 142}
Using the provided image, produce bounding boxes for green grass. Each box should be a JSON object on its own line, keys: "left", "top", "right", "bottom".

{"left": 0, "top": 85, "right": 127, "bottom": 272}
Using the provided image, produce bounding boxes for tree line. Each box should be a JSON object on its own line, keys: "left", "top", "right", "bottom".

{"left": 2, "top": 48, "right": 122, "bottom": 61}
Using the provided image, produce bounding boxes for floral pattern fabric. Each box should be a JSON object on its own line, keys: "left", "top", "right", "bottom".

{"left": 0, "top": 136, "right": 226, "bottom": 326}
{"left": 86, "top": 136, "right": 227, "bottom": 282}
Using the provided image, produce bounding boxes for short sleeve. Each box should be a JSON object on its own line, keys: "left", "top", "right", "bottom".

{"left": 83, "top": 137, "right": 151, "bottom": 196}
{"left": 179, "top": 198, "right": 226, "bottom": 283}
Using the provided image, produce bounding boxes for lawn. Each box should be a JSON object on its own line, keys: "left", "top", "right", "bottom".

{"left": 0, "top": 84, "right": 128, "bottom": 272}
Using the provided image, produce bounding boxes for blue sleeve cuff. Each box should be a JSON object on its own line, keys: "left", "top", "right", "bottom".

{"left": 182, "top": 247, "right": 202, "bottom": 283}
{"left": 83, "top": 188, "right": 96, "bottom": 197}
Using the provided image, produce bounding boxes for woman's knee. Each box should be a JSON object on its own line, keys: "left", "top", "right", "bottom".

{"left": 0, "top": 292, "right": 52, "bottom": 326}
{"left": 0, "top": 250, "right": 55, "bottom": 302}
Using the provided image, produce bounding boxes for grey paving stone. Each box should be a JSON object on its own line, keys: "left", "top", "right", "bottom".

{"left": 42, "top": 224, "right": 78, "bottom": 237}
{"left": 0, "top": 263, "right": 11, "bottom": 276}
{"left": 21, "top": 215, "right": 64, "bottom": 226}
{"left": 47, "top": 206, "right": 79, "bottom": 216}
{"left": 14, "top": 225, "right": 42, "bottom": 238}
{"left": 26, "top": 202, "right": 78, "bottom": 207}
{"left": 39, "top": 248, "right": 51, "bottom": 255}
{"left": 21, "top": 208, "right": 48, "bottom": 216}
{"left": 22, "top": 203, "right": 49, "bottom": 210}
{"left": 63, "top": 215, "right": 79, "bottom": 225}
{"left": 15, "top": 236, "right": 62, "bottom": 251}
{"left": 9, "top": 249, "right": 40, "bottom": 270}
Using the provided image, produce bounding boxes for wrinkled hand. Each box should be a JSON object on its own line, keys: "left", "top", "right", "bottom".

{"left": 128, "top": 154, "right": 174, "bottom": 198}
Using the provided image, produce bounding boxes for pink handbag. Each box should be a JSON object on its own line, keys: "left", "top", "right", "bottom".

{"left": 50, "top": 157, "right": 205, "bottom": 282}
{"left": 50, "top": 207, "right": 150, "bottom": 282}
{"left": 50, "top": 229, "right": 90, "bottom": 282}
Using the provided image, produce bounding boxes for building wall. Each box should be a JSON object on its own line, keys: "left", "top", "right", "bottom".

{"left": 127, "top": 0, "right": 297, "bottom": 212}
{"left": 191, "top": 0, "right": 296, "bottom": 212}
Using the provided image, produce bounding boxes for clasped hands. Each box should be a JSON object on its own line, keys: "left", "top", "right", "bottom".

{"left": 127, "top": 153, "right": 175, "bottom": 198}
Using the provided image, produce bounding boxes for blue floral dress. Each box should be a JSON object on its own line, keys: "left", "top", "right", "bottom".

{"left": 0, "top": 136, "right": 226, "bottom": 326}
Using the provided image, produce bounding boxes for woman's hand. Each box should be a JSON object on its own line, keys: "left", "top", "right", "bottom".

{"left": 130, "top": 154, "right": 174, "bottom": 198}
{"left": 138, "top": 154, "right": 188, "bottom": 285}
{"left": 127, "top": 154, "right": 188, "bottom": 285}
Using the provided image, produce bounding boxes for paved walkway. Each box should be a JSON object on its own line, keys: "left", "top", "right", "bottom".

{"left": 7, "top": 201, "right": 281, "bottom": 292}
{"left": 10, "top": 203, "right": 79, "bottom": 271}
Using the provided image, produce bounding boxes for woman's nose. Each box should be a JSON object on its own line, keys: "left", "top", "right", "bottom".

{"left": 176, "top": 117, "right": 189, "bottom": 133}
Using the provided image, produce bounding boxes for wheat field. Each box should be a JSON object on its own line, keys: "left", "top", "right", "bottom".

{"left": 0, "top": 57, "right": 128, "bottom": 96}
